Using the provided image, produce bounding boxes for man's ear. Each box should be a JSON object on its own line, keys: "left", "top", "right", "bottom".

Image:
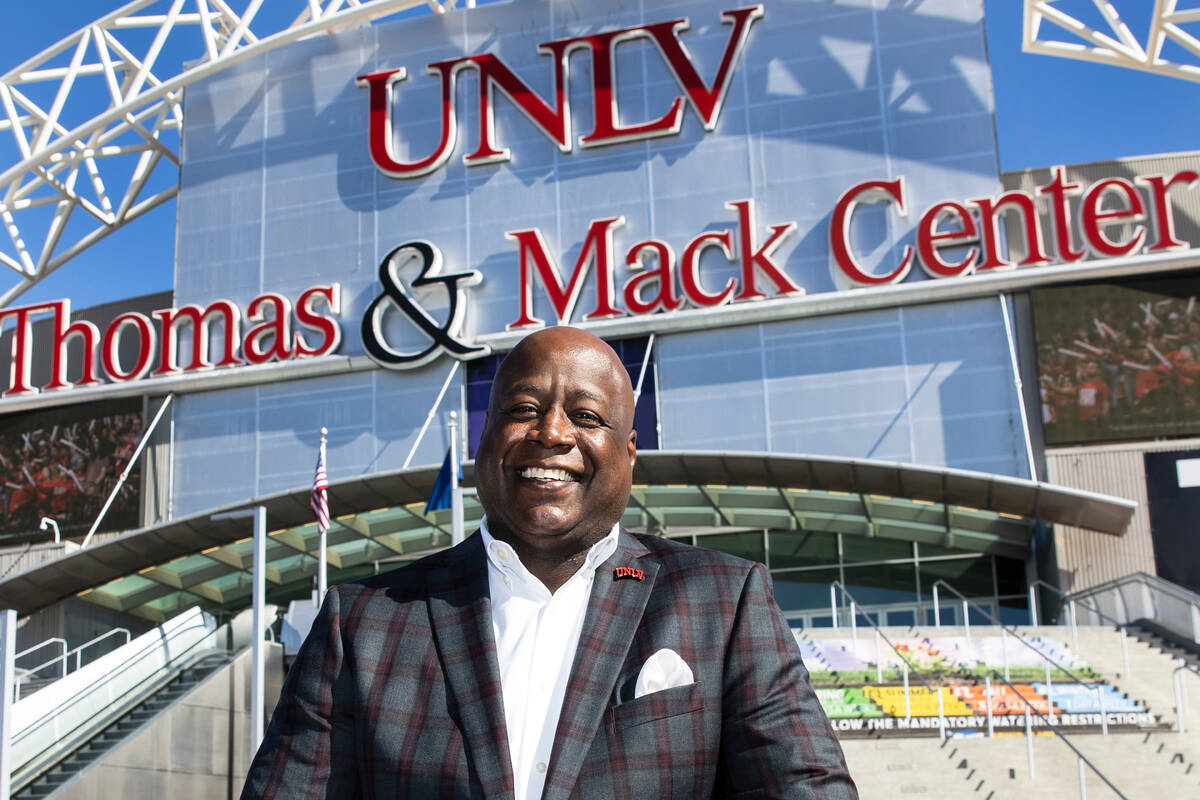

{"left": 627, "top": 428, "right": 637, "bottom": 468}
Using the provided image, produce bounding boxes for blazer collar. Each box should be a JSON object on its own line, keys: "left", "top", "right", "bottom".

{"left": 542, "top": 528, "right": 659, "bottom": 800}
{"left": 426, "top": 534, "right": 515, "bottom": 800}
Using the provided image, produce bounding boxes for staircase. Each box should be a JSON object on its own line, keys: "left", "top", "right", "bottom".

{"left": 837, "top": 623, "right": 1200, "bottom": 799}
{"left": 13, "top": 651, "right": 234, "bottom": 799}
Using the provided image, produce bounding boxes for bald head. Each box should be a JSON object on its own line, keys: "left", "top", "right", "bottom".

{"left": 489, "top": 327, "right": 634, "bottom": 423}
{"left": 475, "top": 327, "right": 637, "bottom": 588}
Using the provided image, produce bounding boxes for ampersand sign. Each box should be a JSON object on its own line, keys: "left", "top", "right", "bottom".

{"left": 361, "top": 240, "right": 490, "bottom": 369}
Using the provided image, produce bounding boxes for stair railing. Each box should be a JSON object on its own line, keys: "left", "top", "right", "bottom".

{"left": 10, "top": 611, "right": 220, "bottom": 794}
{"left": 1030, "top": 579, "right": 1131, "bottom": 680}
{"left": 1063, "top": 572, "right": 1200, "bottom": 646}
{"left": 830, "top": 581, "right": 1128, "bottom": 799}
{"left": 15, "top": 629, "right": 132, "bottom": 698}
{"left": 932, "top": 580, "right": 1114, "bottom": 737}
{"left": 14, "top": 637, "right": 67, "bottom": 683}
{"left": 1037, "top": 578, "right": 1200, "bottom": 737}
{"left": 830, "top": 581, "right": 950, "bottom": 738}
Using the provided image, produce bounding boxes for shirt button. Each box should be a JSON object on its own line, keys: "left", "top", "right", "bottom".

{"left": 536, "top": 762, "right": 547, "bottom": 774}
{"left": 503, "top": 576, "right": 511, "bottom": 587}
{"left": 497, "top": 548, "right": 508, "bottom": 560}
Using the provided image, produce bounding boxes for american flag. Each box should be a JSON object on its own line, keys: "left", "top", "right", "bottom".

{"left": 310, "top": 444, "right": 329, "bottom": 532}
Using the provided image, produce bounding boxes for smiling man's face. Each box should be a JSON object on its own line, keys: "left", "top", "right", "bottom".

{"left": 475, "top": 328, "right": 636, "bottom": 565}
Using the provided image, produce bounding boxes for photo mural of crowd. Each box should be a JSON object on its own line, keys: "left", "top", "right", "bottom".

{"left": 1033, "top": 278, "right": 1200, "bottom": 445}
{"left": 0, "top": 410, "right": 143, "bottom": 542}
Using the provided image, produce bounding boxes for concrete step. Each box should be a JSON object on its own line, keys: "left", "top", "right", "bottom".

{"left": 957, "top": 732, "right": 1200, "bottom": 800}
{"left": 841, "top": 736, "right": 999, "bottom": 800}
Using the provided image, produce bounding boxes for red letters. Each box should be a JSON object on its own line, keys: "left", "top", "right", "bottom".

{"left": 916, "top": 202, "right": 978, "bottom": 277}
{"left": 727, "top": 199, "right": 800, "bottom": 300}
{"left": 829, "top": 178, "right": 914, "bottom": 285}
{"left": 508, "top": 217, "right": 625, "bottom": 328}
{"left": 1080, "top": 178, "right": 1145, "bottom": 258}
{"left": 294, "top": 285, "right": 343, "bottom": 357}
{"left": 1138, "top": 170, "right": 1200, "bottom": 252}
{"left": 2, "top": 286, "right": 342, "bottom": 396}
{"left": 360, "top": 7, "right": 761, "bottom": 176}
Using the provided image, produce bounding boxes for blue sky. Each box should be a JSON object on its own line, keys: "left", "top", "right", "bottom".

{"left": 1, "top": 0, "right": 1197, "bottom": 310}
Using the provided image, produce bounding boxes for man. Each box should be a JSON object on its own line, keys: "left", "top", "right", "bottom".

{"left": 242, "top": 327, "right": 857, "bottom": 799}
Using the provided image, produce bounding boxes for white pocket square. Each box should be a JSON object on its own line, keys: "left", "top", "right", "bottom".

{"left": 634, "top": 648, "right": 694, "bottom": 699}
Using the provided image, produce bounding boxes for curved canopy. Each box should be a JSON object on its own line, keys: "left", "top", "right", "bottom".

{"left": 0, "top": 451, "right": 1135, "bottom": 621}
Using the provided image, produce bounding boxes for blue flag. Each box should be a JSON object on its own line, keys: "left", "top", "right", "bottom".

{"left": 424, "top": 449, "right": 461, "bottom": 514}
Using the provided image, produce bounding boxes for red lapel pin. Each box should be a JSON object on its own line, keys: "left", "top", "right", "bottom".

{"left": 613, "top": 566, "right": 645, "bottom": 581}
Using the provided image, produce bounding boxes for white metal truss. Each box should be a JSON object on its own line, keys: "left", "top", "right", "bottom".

{"left": 0, "top": 0, "right": 476, "bottom": 308}
{"left": 1023, "top": 1, "right": 1200, "bottom": 83}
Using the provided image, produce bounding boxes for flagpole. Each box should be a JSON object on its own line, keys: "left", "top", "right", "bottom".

{"left": 318, "top": 427, "right": 328, "bottom": 604}
{"left": 448, "top": 412, "right": 464, "bottom": 546}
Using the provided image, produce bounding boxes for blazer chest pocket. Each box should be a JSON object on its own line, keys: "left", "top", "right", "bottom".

{"left": 610, "top": 681, "right": 702, "bottom": 730}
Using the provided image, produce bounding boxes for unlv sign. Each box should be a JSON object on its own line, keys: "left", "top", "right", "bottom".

{"left": 356, "top": 6, "right": 762, "bottom": 177}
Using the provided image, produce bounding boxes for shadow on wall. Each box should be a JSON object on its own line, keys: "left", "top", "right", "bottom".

{"left": 181, "top": 0, "right": 996, "bottom": 208}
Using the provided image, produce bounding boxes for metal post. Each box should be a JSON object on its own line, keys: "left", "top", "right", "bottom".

{"left": 402, "top": 361, "right": 460, "bottom": 469}
{"left": 1078, "top": 756, "right": 1087, "bottom": 800}
{"left": 632, "top": 333, "right": 656, "bottom": 405}
{"left": 874, "top": 629, "right": 883, "bottom": 684}
{"left": 1029, "top": 584, "right": 1039, "bottom": 627}
{"left": 251, "top": 505, "right": 266, "bottom": 758}
{"left": 1120, "top": 627, "right": 1130, "bottom": 680}
{"left": 1045, "top": 662, "right": 1053, "bottom": 719}
{"left": 1098, "top": 683, "right": 1107, "bottom": 736}
{"left": 850, "top": 601, "right": 857, "bottom": 642}
{"left": 830, "top": 584, "right": 838, "bottom": 629}
{"left": 1025, "top": 704, "right": 1035, "bottom": 778}
{"left": 1176, "top": 663, "right": 1187, "bottom": 734}
{"left": 937, "top": 689, "right": 946, "bottom": 741}
{"left": 963, "top": 600, "right": 971, "bottom": 642}
{"left": 903, "top": 661, "right": 911, "bottom": 719}
{"left": 933, "top": 585, "right": 941, "bottom": 628}
{"left": 317, "top": 428, "right": 328, "bottom": 605}
{"left": 1000, "top": 292, "right": 1039, "bottom": 481}
{"left": 83, "top": 393, "right": 174, "bottom": 548}
{"left": 448, "top": 411, "right": 464, "bottom": 546}
{"left": 1001, "top": 628, "right": 1010, "bottom": 682}
{"left": 0, "top": 609, "right": 15, "bottom": 800}
{"left": 985, "top": 675, "right": 994, "bottom": 738}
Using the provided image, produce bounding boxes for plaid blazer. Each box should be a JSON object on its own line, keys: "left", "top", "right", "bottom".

{"left": 241, "top": 529, "right": 857, "bottom": 799}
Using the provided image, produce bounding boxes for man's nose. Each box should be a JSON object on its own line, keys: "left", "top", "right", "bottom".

{"left": 527, "top": 406, "right": 575, "bottom": 447}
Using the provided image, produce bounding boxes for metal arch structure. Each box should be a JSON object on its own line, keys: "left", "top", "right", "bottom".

{"left": 1023, "top": 1, "right": 1200, "bottom": 82}
{"left": 0, "top": 0, "right": 477, "bottom": 309}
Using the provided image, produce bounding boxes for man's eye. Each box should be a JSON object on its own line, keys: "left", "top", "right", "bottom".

{"left": 508, "top": 404, "right": 537, "bottom": 417}
{"left": 574, "top": 411, "right": 602, "bottom": 426}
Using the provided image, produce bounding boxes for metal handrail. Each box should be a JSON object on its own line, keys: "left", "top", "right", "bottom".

{"left": 1065, "top": 571, "right": 1200, "bottom": 645}
{"left": 19, "top": 628, "right": 131, "bottom": 689}
{"left": 14, "top": 637, "right": 68, "bottom": 680}
{"left": 829, "top": 581, "right": 1128, "bottom": 798}
{"left": 932, "top": 580, "right": 1113, "bottom": 736}
{"left": 1073, "top": 571, "right": 1200, "bottom": 610}
{"left": 830, "top": 582, "right": 951, "bottom": 738}
{"left": 11, "top": 618, "right": 221, "bottom": 792}
{"left": 1031, "top": 579, "right": 1133, "bottom": 681}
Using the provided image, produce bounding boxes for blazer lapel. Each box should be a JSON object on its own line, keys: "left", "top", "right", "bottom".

{"left": 542, "top": 529, "right": 659, "bottom": 800}
{"left": 426, "top": 534, "right": 515, "bottom": 799}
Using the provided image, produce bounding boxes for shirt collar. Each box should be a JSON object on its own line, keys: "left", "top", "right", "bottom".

{"left": 479, "top": 517, "right": 620, "bottom": 587}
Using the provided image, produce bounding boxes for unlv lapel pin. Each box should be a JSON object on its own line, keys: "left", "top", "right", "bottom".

{"left": 613, "top": 567, "right": 645, "bottom": 581}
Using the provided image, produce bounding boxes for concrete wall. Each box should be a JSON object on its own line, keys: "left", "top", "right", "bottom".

{"left": 52, "top": 643, "right": 283, "bottom": 800}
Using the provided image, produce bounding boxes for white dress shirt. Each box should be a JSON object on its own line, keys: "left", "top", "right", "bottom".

{"left": 479, "top": 518, "right": 620, "bottom": 800}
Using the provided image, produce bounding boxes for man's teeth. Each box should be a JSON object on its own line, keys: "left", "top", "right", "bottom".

{"left": 519, "top": 467, "right": 577, "bottom": 482}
